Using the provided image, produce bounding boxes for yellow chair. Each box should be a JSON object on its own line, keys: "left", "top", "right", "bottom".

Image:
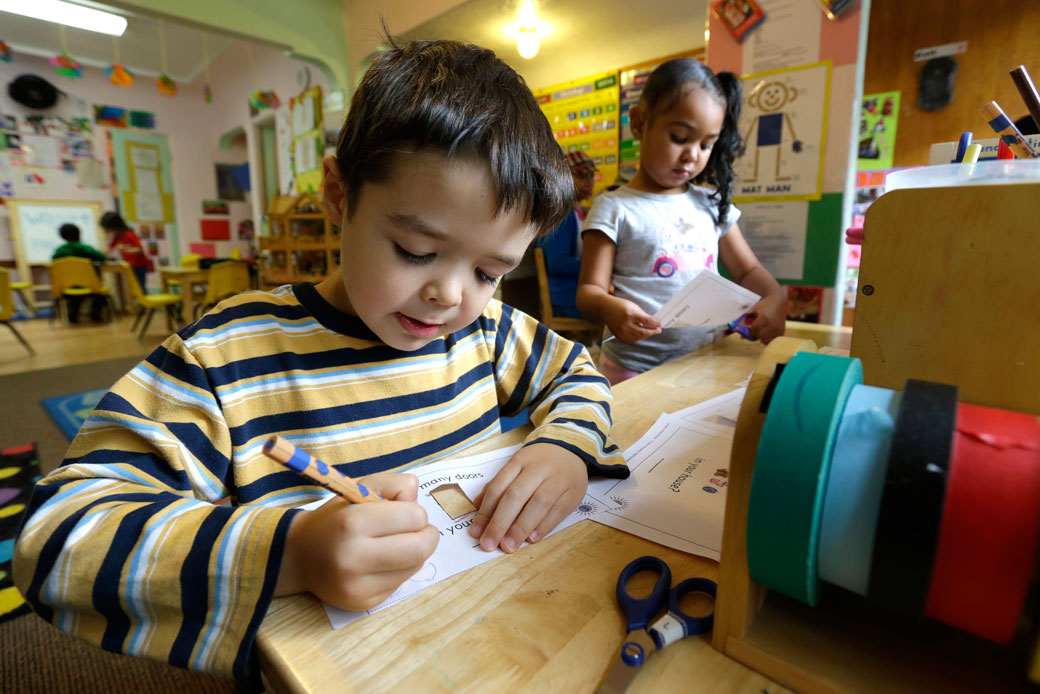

{"left": 117, "top": 261, "right": 183, "bottom": 343}
{"left": 195, "top": 261, "right": 250, "bottom": 319}
{"left": 49, "top": 257, "right": 114, "bottom": 324}
{"left": 9, "top": 277, "right": 37, "bottom": 317}
{"left": 0, "top": 267, "right": 34, "bottom": 354}
{"left": 230, "top": 247, "right": 242, "bottom": 261}
{"left": 533, "top": 247, "right": 602, "bottom": 345}
{"left": 165, "top": 253, "right": 204, "bottom": 293}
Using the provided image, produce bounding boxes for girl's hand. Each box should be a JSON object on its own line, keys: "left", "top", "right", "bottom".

{"left": 276, "top": 472, "right": 439, "bottom": 611}
{"left": 604, "top": 298, "right": 662, "bottom": 342}
{"left": 468, "top": 443, "right": 588, "bottom": 553}
{"left": 744, "top": 293, "right": 786, "bottom": 344}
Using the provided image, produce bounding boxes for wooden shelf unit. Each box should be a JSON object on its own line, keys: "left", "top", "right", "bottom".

{"left": 257, "top": 193, "right": 339, "bottom": 287}
{"left": 712, "top": 181, "right": 1040, "bottom": 693}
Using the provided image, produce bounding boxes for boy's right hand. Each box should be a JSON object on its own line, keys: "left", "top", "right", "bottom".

{"left": 275, "top": 472, "right": 439, "bottom": 611}
{"left": 605, "top": 297, "right": 662, "bottom": 342}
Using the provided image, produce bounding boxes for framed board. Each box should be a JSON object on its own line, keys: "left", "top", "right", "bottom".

{"left": 7, "top": 199, "right": 102, "bottom": 289}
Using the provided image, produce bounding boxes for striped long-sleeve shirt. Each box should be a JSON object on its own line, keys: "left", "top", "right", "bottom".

{"left": 14, "top": 282, "right": 627, "bottom": 680}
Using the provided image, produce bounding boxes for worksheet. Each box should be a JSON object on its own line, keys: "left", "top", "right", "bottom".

{"left": 306, "top": 444, "right": 610, "bottom": 629}
{"left": 653, "top": 271, "right": 760, "bottom": 329}
{"left": 586, "top": 388, "right": 745, "bottom": 560}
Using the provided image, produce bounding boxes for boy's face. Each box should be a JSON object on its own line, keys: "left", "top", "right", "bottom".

{"left": 320, "top": 150, "right": 536, "bottom": 351}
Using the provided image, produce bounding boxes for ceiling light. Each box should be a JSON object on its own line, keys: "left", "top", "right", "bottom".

{"left": 505, "top": 1, "right": 549, "bottom": 60}
{"left": 0, "top": 0, "right": 127, "bottom": 37}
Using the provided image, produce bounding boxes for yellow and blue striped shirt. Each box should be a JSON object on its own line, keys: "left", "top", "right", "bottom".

{"left": 14, "top": 283, "right": 627, "bottom": 679}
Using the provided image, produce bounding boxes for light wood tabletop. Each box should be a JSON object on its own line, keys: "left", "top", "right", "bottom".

{"left": 257, "top": 323, "right": 850, "bottom": 694}
{"left": 159, "top": 266, "right": 209, "bottom": 326}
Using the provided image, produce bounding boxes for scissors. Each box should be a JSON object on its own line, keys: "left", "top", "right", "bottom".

{"left": 727, "top": 313, "right": 756, "bottom": 341}
{"left": 596, "top": 556, "right": 717, "bottom": 694}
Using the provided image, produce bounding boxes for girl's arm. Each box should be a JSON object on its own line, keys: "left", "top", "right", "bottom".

{"left": 576, "top": 231, "right": 661, "bottom": 342}
{"left": 719, "top": 223, "right": 787, "bottom": 343}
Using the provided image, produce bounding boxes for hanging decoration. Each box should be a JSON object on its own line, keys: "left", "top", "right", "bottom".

{"left": 105, "top": 36, "right": 134, "bottom": 87}
{"left": 0, "top": 40, "right": 12, "bottom": 62}
{"left": 155, "top": 22, "right": 177, "bottom": 97}
{"left": 202, "top": 34, "right": 213, "bottom": 104}
{"left": 245, "top": 43, "right": 279, "bottom": 115}
{"left": 50, "top": 27, "right": 83, "bottom": 78}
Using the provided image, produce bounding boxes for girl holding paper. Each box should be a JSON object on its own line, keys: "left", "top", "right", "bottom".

{"left": 577, "top": 58, "right": 786, "bottom": 384}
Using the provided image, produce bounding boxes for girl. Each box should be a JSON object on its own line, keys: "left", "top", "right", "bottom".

{"left": 101, "top": 211, "right": 153, "bottom": 291}
{"left": 576, "top": 58, "right": 786, "bottom": 385}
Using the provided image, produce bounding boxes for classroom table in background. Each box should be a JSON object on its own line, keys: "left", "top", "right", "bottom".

{"left": 159, "top": 266, "right": 209, "bottom": 328}
{"left": 256, "top": 322, "right": 851, "bottom": 694}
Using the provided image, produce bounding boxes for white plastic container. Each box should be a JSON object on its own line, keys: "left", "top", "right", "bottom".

{"left": 884, "top": 159, "right": 1040, "bottom": 193}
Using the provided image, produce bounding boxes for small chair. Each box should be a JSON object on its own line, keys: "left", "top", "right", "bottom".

{"left": 230, "top": 247, "right": 242, "bottom": 261}
{"left": 117, "top": 261, "right": 183, "bottom": 343}
{"left": 0, "top": 268, "right": 34, "bottom": 354}
{"left": 533, "top": 247, "right": 601, "bottom": 345}
{"left": 165, "top": 253, "right": 204, "bottom": 294}
{"left": 49, "top": 257, "right": 114, "bottom": 324}
{"left": 9, "top": 276, "right": 37, "bottom": 317}
{"left": 194, "top": 261, "right": 250, "bottom": 319}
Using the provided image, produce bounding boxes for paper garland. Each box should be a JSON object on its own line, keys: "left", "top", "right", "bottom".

{"left": 49, "top": 53, "right": 83, "bottom": 79}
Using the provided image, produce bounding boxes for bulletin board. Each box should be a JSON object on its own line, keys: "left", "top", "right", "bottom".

{"left": 7, "top": 198, "right": 102, "bottom": 284}
{"left": 108, "top": 128, "right": 179, "bottom": 266}
{"left": 533, "top": 72, "right": 620, "bottom": 198}
{"left": 291, "top": 87, "right": 323, "bottom": 194}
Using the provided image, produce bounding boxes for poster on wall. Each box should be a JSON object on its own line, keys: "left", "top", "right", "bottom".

{"left": 533, "top": 71, "right": 620, "bottom": 199}
{"left": 618, "top": 51, "right": 705, "bottom": 183}
{"left": 856, "top": 91, "right": 900, "bottom": 171}
{"left": 291, "top": 87, "right": 323, "bottom": 194}
{"left": 734, "top": 60, "right": 831, "bottom": 202}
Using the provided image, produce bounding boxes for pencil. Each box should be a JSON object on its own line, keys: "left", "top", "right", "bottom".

{"left": 980, "top": 100, "right": 1039, "bottom": 159}
{"left": 962, "top": 143, "right": 981, "bottom": 164}
{"left": 1009, "top": 65, "right": 1040, "bottom": 137}
{"left": 263, "top": 435, "right": 385, "bottom": 503}
{"left": 954, "top": 131, "right": 972, "bottom": 163}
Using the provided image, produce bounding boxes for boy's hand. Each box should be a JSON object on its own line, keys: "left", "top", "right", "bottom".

{"left": 604, "top": 297, "right": 662, "bottom": 343}
{"left": 744, "top": 293, "right": 787, "bottom": 344}
{"left": 468, "top": 443, "right": 588, "bottom": 553}
{"left": 276, "top": 472, "right": 439, "bottom": 611}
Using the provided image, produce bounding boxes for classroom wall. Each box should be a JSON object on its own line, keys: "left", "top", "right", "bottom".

{"left": 0, "top": 42, "right": 328, "bottom": 268}
{"left": 863, "top": 0, "right": 1040, "bottom": 167}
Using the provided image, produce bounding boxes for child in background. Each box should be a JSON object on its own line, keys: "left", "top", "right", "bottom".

{"left": 14, "top": 39, "right": 626, "bottom": 684}
{"left": 577, "top": 58, "right": 786, "bottom": 385}
{"left": 536, "top": 151, "right": 598, "bottom": 319}
{"left": 51, "top": 223, "right": 108, "bottom": 323}
{"left": 101, "top": 211, "right": 152, "bottom": 290}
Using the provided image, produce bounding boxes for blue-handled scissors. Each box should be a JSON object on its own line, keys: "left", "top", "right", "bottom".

{"left": 727, "top": 313, "right": 756, "bottom": 341}
{"left": 596, "top": 556, "right": 717, "bottom": 694}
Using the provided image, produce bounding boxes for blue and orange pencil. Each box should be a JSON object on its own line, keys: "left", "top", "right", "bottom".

{"left": 263, "top": 435, "right": 384, "bottom": 503}
{"left": 980, "top": 100, "right": 1038, "bottom": 159}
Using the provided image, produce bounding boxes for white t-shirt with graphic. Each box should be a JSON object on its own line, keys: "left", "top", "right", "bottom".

{"left": 582, "top": 184, "right": 739, "bottom": 373}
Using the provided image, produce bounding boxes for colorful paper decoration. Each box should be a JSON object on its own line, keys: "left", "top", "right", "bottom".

{"left": 249, "top": 90, "right": 280, "bottom": 112}
{"left": 49, "top": 53, "right": 83, "bottom": 78}
{"left": 203, "top": 84, "right": 213, "bottom": 104}
{"left": 0, "top": 40, "right": 11, "bottom": 62}
{"left": 157, "top": 74, "right": 177, "bottom": 97}
{"left": 94, "top": 105, "right": 128, "bottom": 128}
{"left": 105, "top": 63, "right": 134, "bottom": 87}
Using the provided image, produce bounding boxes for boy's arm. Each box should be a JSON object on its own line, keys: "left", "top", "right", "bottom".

{"left": 719, "top": 223, "right": 786, "bottom": 343}
{"left": 13, "top": 337, "right": 297, "bottom": 680}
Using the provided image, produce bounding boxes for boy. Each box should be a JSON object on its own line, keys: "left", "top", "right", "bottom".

{"left": 14, "top": 38, "right": 628, "bottom": 683}
{"left": 52, "top": 222, "right": 108, "bottom": 323}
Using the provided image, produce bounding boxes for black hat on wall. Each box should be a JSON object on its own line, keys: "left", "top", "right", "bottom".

{"left": 7, "top": 74, "right": 60, "bottom": 110}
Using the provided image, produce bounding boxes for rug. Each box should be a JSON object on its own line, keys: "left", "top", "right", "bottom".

{"left": 0, "top": 443, "right": 39, "bottom": 625}
{"left": 40, "top": 388, "right": 110, "bottom": 441}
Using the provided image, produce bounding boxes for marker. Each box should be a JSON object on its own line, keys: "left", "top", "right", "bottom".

{"left": 1009, "top": 65, "right": 1040, "bottom": 137}
{"left": 962, "top": 143, "right": 981, "bottom": 164}
{"left": 997, "top": 140, "right": 1015, "bottom": 160}
{"left": 980, "top": 100, "right": 1039, "bottom": 159}
{"left": 263, "top": 435, "right": 385, "bottom": 503}
{"left": 954, "top": 131, "right": 973, "bottom": 163}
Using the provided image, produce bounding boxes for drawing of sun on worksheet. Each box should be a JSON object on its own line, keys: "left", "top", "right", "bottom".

{"left": 317, "top": 444, "right": 607, "bottom": 629}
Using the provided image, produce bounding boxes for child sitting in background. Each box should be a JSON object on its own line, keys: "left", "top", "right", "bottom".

{"left": 52, "top": 222, "right": 108, "bottom": 323}
{"left": 577, "top": 58, "right": 786, "bottom": 385}
{"left": 101, "top": 211, "right": 152, "bottom": 291}
{"left": 537, "top": 151, "right": 599, "bottom": 319}
{"left": 14, "top": 38, "right": 627, "bottom": 685}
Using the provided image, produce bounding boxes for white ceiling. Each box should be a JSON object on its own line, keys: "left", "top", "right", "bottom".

{"left": 401, "top": 0, "right": 709, "bottom": 91}
{"left": 0, "top": 4, "right": 235, "bottom": 82}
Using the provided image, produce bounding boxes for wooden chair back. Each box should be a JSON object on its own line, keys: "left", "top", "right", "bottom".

{"left": 533, "top": 247, "right": 601, "bottom": 343}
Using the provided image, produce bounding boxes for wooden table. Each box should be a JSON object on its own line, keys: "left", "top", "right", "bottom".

{"left": 159, "top": 266, "right": 209, "bottom": 327}
{"left": 257, "top": 323, "right": 851, "bottom": 694}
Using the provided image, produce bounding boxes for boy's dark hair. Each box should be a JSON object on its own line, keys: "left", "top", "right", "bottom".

{"left": 640, "top": 59, "right": 744, "bottom": 229}
{"left": 99, "top": 211, "right": 129, "bottom": 231}
{"left": 59, "top": 223, "right": 81, "bottom": 242}
{"left": 334, "top": 38, "right": 573, "bottom": 237}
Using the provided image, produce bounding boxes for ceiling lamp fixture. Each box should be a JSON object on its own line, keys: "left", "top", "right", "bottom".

{"left": 508, "top": 1, "right": 548, "bottom": 60}
{"left": 0, "top": 0, "right": 128, "bottom": 37}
